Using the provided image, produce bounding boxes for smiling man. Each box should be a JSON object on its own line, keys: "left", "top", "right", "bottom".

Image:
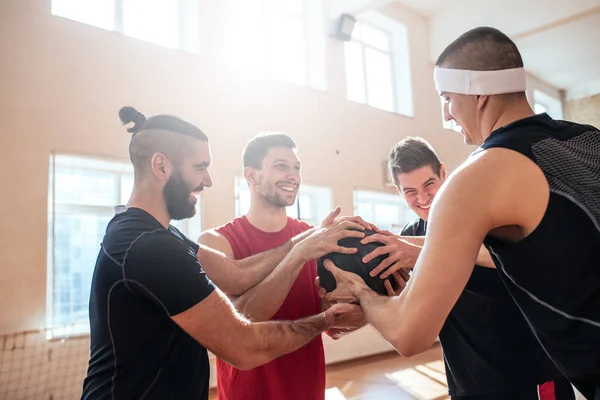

{"left": 198, "top": 132, "right": 369, "bottom": 400}
{"left": 322, "top": 27, "right": 600, "bottom": 399}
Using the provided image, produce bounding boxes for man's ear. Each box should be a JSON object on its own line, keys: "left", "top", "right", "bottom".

{"left": 150, "top": 152, "right": 172, "bottom": 182}
{"left": 244, "top": 167, "right": 258, "bottom": 187}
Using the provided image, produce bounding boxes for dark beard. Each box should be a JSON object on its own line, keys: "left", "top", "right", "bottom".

{"left": 164, "top": 170, "right": 197, "bottom": 220}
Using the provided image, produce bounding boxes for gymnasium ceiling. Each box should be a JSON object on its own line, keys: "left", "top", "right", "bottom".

{"left": 329, "top": 0, "right": 600, "bottom": 99}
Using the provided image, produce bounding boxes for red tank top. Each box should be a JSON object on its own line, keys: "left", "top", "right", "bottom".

{"left": 215, "top": 216, "right": 325, "bottom": 400}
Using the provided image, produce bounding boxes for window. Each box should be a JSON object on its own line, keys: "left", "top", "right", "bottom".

{"left": 354, "top": 190, "right": 418, "bottom": 233}
{"left": 47, "top": 154, "right": 201, "bottom": 337}
{"left": 441, "top": 98, "right": 462, "bottom": 132}
{"left": 345, "top": 22, "right": 394, "bottom": 112}
{"left": 265, "top": 0, "right": 308, "bottom": 86}
{"left": 533, "top": 90, "right": 563, "bottom": 120}
{"left": 229, "top": 0, "right": 326, "bottom": 90}
{"left": 344, "top": 13, "right": 413, "bottom": 116}
{"left": 51, "top": 0, "right": 199, "bottom": 53}
{"left": 235, "top": 176, "right": 332, "bottom": 227}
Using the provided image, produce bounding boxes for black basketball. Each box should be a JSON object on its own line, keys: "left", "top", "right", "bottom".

{"left": 317, "top": 230, "right": 398, "bottom": 296}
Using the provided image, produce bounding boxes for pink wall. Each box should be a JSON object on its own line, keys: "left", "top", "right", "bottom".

{"left": 0, "top": 0, "right": 474, "bottom": 333}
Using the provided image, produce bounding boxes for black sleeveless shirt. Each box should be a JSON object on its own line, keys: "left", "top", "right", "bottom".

{"left": 402, "top": 219, "right": 560, "bottom": 397}
{"left": 476, "top": 113, "right": 600, "bottom": 396}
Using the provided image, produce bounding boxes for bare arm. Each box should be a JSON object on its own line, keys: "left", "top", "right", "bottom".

{"left": 366, "top": 235, "right": 496, "bottom": 273}
{"left": 399, "top": 236, "right": 495, "bottom": 268}
{"left": 171, "top": 288, "right": 358, "bottom": 370}
{"left": 197, "top": 229, "right": 313, "bottom": 296}
{"left": 324, "top": 149, "right": 549, "bottom": 356}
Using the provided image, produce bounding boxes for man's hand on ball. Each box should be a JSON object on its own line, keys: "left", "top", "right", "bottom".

{"left": 384, "top": 270, "right": 411, "bottom": 296}
{"left": 297, "top": 217, "right": 366, "bottom": 261}
{"left": 320, "top": 207, "right": 377, "bottom": 231}
{"left": 321, "top": 259, "right": 369, "bottom": 304}
{"left": 361, "top": 234, "right": 420, "bottom": 279}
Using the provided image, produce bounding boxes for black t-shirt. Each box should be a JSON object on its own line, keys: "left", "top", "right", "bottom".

{"left": 477, "top": 114, "right": 600, "bottom": 397}
{"left": 81, "top": 207, "right": 215, "bottom": 400}
{"left": 402, "top": 219, "right": 560, "bottom": 397}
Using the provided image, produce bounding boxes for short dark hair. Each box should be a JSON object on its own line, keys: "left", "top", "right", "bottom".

{"left": 119, "top": 106, "right": 208, "bottom": 178}
{"left": 436, "top": 27, "right": 523, "bottom": 71}
{"left": 388, "top": 137, "right": 442, "bottom": 184}
{"left": 242, "top": 132, "right": 297, "bottom": 169}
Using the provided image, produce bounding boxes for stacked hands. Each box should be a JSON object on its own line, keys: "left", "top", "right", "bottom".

{"left": 293, "top": 207, "right": 420, "bottom": 331}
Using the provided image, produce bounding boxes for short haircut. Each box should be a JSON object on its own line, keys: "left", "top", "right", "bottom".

{"left": 242, "top": 132, "right": 297, "bottom": 169}
{"left": 119, "top": 106, "right": 208, "bottom": 178}
{"left": 388, "top": 137, "right": 442, "bottom": 184}
{"left": 436, "top": 27, "right": 524, "bottom": 71}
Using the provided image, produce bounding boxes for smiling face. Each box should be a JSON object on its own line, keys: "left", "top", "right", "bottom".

{"left": 164, "top": 139, "right": 213, "bottom": 220}
{"left": 396, "top": 164, "right": 446, "bottom": 221}
{"left": 249, "top": 146, "right": 302, "bottom": 208}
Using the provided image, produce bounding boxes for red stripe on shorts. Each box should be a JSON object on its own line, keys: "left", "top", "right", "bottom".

{"left": 538, "top": 380, "right": 556, "bottom": 400}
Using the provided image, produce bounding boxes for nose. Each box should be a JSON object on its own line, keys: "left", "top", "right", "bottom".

{"left": 287, "top": 171, "right": 300, "bottom": 184}
{"left": 204, "top": 170, "right": 213, "bottom": 188}
{"left": 443, "top": 101, "right": 453, "bottom": 122}
{"left": 417, "top": 191, "right": 430, "bottom": 205}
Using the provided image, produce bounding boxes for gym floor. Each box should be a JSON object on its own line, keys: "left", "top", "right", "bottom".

{"left": 209, "top": 344, "right": 449, "bottom": 400}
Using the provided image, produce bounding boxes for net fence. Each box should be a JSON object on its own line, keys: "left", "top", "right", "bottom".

{"left": 0, "top": 328, "right": 89, "bottom": 400}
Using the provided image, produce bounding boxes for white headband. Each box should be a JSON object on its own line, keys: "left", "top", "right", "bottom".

{"left": 434, "top": 67, "right": 526, "bottom": 95}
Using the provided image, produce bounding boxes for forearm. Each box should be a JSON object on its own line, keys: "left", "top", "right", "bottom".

{"left": 399, "top": 236, "right": 425, "bottom": 246}
{"left": 354, "top": 285, "right": 437, "bottom": 357}
{"left": 197, "top": 240, "right": 296, "bottom": 296}
{"left": 355, "top": 288, "right": 403, "bottom": 345}
{"left": 231, "top": 248, "right": 308, "bottom": 321}
{"left": 242, "top": 312, "right": 331, "bottom": 368}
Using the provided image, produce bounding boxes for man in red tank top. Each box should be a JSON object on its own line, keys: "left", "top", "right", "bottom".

{"left": 198, "top": 132, "right": 369, "bottom": 400}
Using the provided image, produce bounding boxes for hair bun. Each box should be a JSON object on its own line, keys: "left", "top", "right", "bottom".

{"left": 118, "top": 106, "right": 147, "bottom": 133}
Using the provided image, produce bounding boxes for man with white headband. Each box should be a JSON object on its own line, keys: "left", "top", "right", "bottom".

{"left": 322, "top": 27, "right": 600, "bottom": 399}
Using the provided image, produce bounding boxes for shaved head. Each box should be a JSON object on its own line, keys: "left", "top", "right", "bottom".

{"left": 436, "top": 27, "right": 523, "bottom": 71}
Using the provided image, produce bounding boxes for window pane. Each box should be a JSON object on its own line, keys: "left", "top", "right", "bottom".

{"left": 365, "top": 48, "right": 394, "bottom": 112}
{"left": 52, "top": 0, "right": 115, "bottom": 31}
{"left": 122, "top": 0, "right": 180, "bottom": 49}
{"left": 52, "top": 211, "right": 112, "bottom": 327}
{"left": 120, "top": 174, "right": 134, "bottom": 205}
{"left": 54, "top": 166, "right": 117, "bottom": 207}
{"left": 267, "top": 0, "right": 304, "bottom": 15}
{"left": 534, "top": 103, "right": 548, "bottom": 115}
{"left": 298, "top": 194, "right": 312, "bottom": 219}
{"left": 345, "top": 41, "right": 366, "bottom": 104}
{"left": 374, "top": 204, "right": 399, "bottom": 226}
{"left": 351, "top": 22, "right": 362, "bottom": 41}
{"left": 266, "top": 10, "right": 307, "bottom": 85}
{"left": 356, "top": 202, "right": 374, "bottom": 223}
{"left": 361, "top": 24, "right": 389, "bottom": 52}
{"left": 237, "top": 184, "right": 251, "bottom": 217}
